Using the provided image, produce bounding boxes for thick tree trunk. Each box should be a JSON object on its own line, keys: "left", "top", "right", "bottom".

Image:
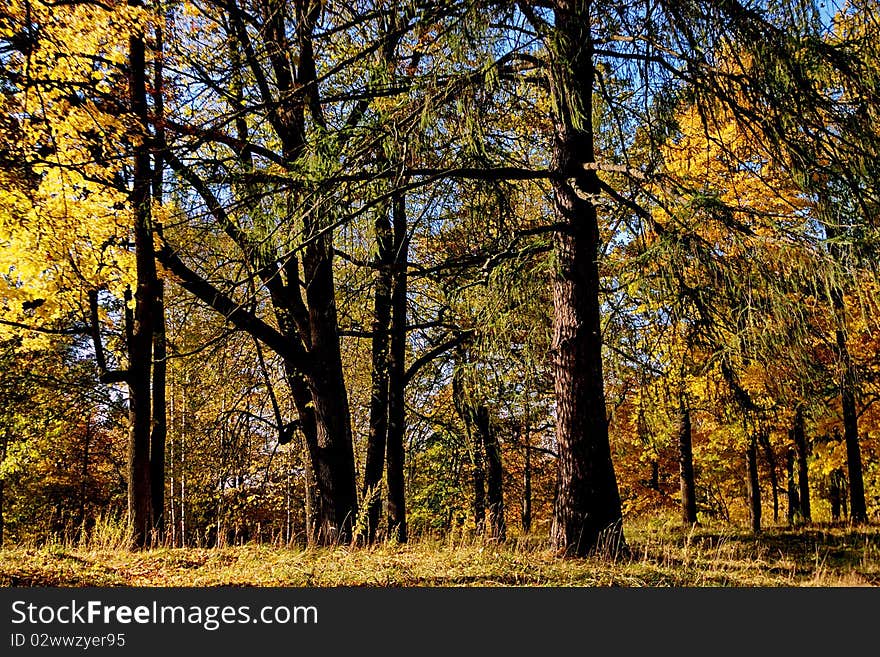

{"left": 127, "top": 22, "right": 156, "bottom": 550}
{"left": 746, "top": 435, "right": 761, "bottom": 534}
{"left": 547, "top": 0, "right": 624, "bottom": 556}
{"left": 386, "top": 191, "right": 408, "bottom": 542}
{"left": 361, "top": 204, "right": 393, "bottom": 543}
{"left": 678, "top": 405, "right": 698, "bottom": 526}
{"left": 792, "top": 406, "right": 811, "bottom": 522}
{"left": 302, "top": 234, "right": 359, "bottom": 543}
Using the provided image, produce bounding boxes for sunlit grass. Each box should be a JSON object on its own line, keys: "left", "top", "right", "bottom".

{"left": 1, "top": 518, "right": 877, "bottom": 587}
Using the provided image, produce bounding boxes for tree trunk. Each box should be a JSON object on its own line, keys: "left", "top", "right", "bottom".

{"left": 386, "top": 190, "right": 408, "bottom": 542}
{"left": 78, "top": 418, "right": 91, "bottom": 533}
{"left": 0, "top": 432, "right": 6, "bottom": 547}
{"left": 361, "top": 203, "right": 393, "bottom": 543}
{"left": 746, "top": 435, "right": 761, "bottom": 534}
{"left": 792, "top": 406, "right": 811, "bottom": 522}
{"left": 302, "top": 234, "right": 359, "bottom": 543}
{"left": 678, "top": 405, "right": 698, "bottom": 526}
{"left": 758, "top": 431, "right": 779, "bottom": 524}
{"left": 522, "top": 429, "right": 532, "bottom": 534}
{"left": 150, "top": 21, "right": 167, "bottom": 541}
{"left": 475, "top": 406, "right": 505, "bottom": 541}
{"left": 826, "top": 224, "right": 867, "bottom": 523}
{"left": 127, "top": 19, "right": 156, "bottom": 550}
{"left": 830, "top": 468, "right": 844, "bottom": 521}
{"left": 452, "top": 362, "right": 485, "bottom": 534}
{"left": 547, "top": 0, "right": 624, "bottom": 557}
{"left": 837, "top": 328, "right": 867, "bottom": 523}
{"left": 150, "top": 280, "right": 167, "bottom": 538}
{"left": 786, "top": 448, "right": 799, "bottom": 526}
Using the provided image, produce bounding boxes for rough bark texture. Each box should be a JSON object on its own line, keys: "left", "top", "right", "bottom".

{"left": 792, "top": 406, "right": 811, "bottom": 522}
{"left": 547, "top": 0, "right": 624, "bottom": 556}
{"left": 678, "top": 405, "right": 698, "bottom": 526}
{"left": 746, "top": 436, "right": 762, "bottom": 534}
{"left": 302, "top": 233, "right": 359, "bottom": 543}
{"left": 127, "top": 23, "right": 156, "bottom": 549}
{"left": 386, "top": 191, "right": 408, "bottom": 542}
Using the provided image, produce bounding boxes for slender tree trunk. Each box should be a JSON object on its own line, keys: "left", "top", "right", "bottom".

{"left": 0, "top": 433, "right": 6, "bottom": 547}
{"left": 522, "top": 429, "right": 532, "bottom": 534}
{"left": 361, "top": 203, "right": 393, "bottom": 543}
{"left": 547, "top": 0, "right": 624, "bottom": 557}
{"left": 150, "top": 280, "right": 167, "bottom": 538}
{"left": 474, "top": 406, "right": 505, "bottom": 541}
{"left": 386, "top": 190, "right": 408, "bottom": 542}
{"left": 836, "top": 322, "right": 867, "bottom": 523}
{"left": 758, "top": 431, "right": 779, "bottom": 524}
{"left": 830, "top": 468, "right": 843, "bottom": 521}
{"left": 792, "top": 406, "right": 811, "bottom": 522}
{"left": 78, "top": 418, "right": 91, "bottom": 532}
{"left": 127, "top": 16, "right": 156, "bottom": 549}
{"left": 452, "top": 359, "right": 485, "bottom": 535}
{"left": 678, "top": 405, "right": 698, "bottom": 526}
{"left": 826, "top": 223, "right": 867, "bottom": 523}
{"left": 746, "top": 435, "right": 761, "bottom": 534}
{"left": 150, "top": 17, "right": 167, "bottom": 541}
{"left": 786, "top": 448, "right": 800, "bottom": 525}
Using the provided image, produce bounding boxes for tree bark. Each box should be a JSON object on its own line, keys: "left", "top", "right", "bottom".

{"left": 361, "top": 203, "right": 393, "bottom": 543}
{"left": 786, "top": 448, "right": 799, "bottom": 526}
{"left": 830, "top": 468, "right": 844, "bottom": 521}
{"left": 835, "top": 316, "right": 867, "bottom": 523}
{"left": 150, "top": 279, "right": 167, "bottom": 538}
{"left": 792, "top": 406, "right": 811, "bottom": 522}
{"left": 826, "top": 222, "right": 867, "bottom": 523}
{"left": 127, "top": 17, "right": 156, "bottom": 549}
{"left": 547, "top": 0, "right": 624, "bottom": 556}
{"left": 475, "top": 406, "right": 505, "bottom": 541}
{"left": 150, "top": 15, "right": 167, "bottom": 541}
{"left": 678, "top": 405, "right": 698, "bottom": 526}
{"left": 746, "top": 435, "right": 761, "bottom": 534}
{"left": 386, "top": 190, "right": 408, "bottom": 542}
{"left": 301, "top": 233, "right": 359, "bottom": 543}
{"left": 758, "top": 431, "right": 779, "bottom": 524}
{"left": 0, "top": 432, "right": 6, "bottom": 547}
{"left": 522, "top": 428, "right": 532, "bottom": 534}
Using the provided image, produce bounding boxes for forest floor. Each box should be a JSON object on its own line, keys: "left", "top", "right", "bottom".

{"left": 1, "top": 520, "right": 878, "bottom": 587}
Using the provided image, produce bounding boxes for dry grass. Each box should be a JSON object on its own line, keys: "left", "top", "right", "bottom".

{"left": 1, "top": 519, "right": 877, "bottom": 587}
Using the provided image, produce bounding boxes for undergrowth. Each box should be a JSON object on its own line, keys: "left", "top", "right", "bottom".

{"left": 1, "top": 518, "right": 877, "bottom": 587}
